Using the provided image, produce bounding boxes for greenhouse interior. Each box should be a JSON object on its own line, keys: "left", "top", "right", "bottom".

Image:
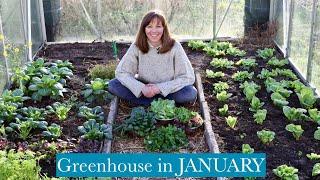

{"left": 0, "top": 0, "right": 320, "bottom": 179}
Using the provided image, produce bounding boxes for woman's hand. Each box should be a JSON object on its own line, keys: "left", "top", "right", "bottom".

{"left": 142, "top": 84, "right": 161, "bottom": 98}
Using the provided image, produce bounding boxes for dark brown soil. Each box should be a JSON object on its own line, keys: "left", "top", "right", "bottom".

{"left": 182, "top": 42, "right": 320, "bottom": 180}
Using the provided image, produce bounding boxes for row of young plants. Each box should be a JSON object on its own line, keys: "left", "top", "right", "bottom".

{"left": 0, "top": 58, "right": 116, "bottom": 178}
{"left": 115, "top": 98, "right": 203, "bottom": 152}
{"left": 189, "top": 40, "right": 320, "bottom": 179}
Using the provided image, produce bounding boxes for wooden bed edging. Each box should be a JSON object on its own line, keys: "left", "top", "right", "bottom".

{"left": 195, "top": 72, "right": 220, "bottom": 153}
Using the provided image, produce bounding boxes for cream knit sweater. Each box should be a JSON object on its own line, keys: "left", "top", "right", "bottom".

{"left": 115, "top": 41, "right": 195, "bottom": 97}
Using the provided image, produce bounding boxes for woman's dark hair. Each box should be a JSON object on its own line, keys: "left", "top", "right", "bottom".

{"left": 135, "top": 10, "right": 175, "bottom": 54}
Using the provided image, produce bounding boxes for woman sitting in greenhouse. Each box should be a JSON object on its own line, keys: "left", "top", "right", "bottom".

{"left": 108, "top": 10, "right": 197, "bottom": 106}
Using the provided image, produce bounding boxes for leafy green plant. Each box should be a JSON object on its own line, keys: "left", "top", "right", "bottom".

{"left": 47, "top": 102, "right": 73, "bottom": 121}
{"left": 257, "top": 48, "right": 274, "bottom": 59}
{"left": 18, "top": 107, "right": 46, "bottom": 121}
{"left": 296, "top": 87, "right": 317, "bottom": 109}
{"left": 267, "top": 57, "right": 289, "bottom": 67}
{"left": 232, "top": 71, "right": 254, "bottom": 82}
{"left": 213, "top": 81, "right": 229, "bottom": 94}
{"left": 78, "top": 119, "right": 112, "bottom": 140}
{"left": 306, "top": 153, "right": 320, "bottom": 160}
{"left": 216, "top": 91, "right": 232, "bottom": 102}
{"left": 312, "top": 163, "right": 320, "bottom": 177}
{"left": 276, "top": 69, "right": 298, "bottom": 80}
{"left": 258, "top": 68, "right": 277, "bottom": 79}
{"left": 78, "top": 106, "right": 104, "bottom": 122}
{"left": 236, "top": 58, "right": 257, "bottom": 69}
{"left": 150, "top": 99, "right": 175, "bottom": 120}
{"left": 187, "top": 40, "right": 207, "bottom": 50}
{"left": 206, "top": 70, "right": 224, "bottom": 79}
{"left": 117, "top": 107, "right": 156, "bottom": 137}
{"left": 88, "top": 62, "right": 117, "bottom": 80}
{"left": 49, "top": 66, "right": 73, "bottom": 80}
{"left": 285, "top": 124, "right": 304, "bottom": 140}
{"left": 210, "top": 58, "right": 234, "bottom": 69}
{"left": 242, "top": 144, "right": 254, "bottom": 154}
{"left": 283, "top": 106, "right": 308, "bottom": 121}
{"left": 0, "top": 101, "right": 18, "bottom": 123}
{"left": 309, "top": 109, "right": 320, "bottom": 124}
{"left": 265, "top": 78, "right": 292, "bottom": 98}
{"left": 203, "top": 46, "right": 225, "bottom": 57}
{"left": 289, "top": 80, "right": 305, "bottom": 93}
{"left": 271, "top": 92, "right": 289, "bottom": 107}
{"left": 175, "top": 107, "right": 196, "bottom": 123}
{"left": 315, "top": 127, "right": 320, "bottom": 140}
{"left": 5, "top": 119, "right": 47, "bottom": 140}
{"left": 0, "top": 149, "right": 43, "bottom": 179}
{"left": 42, "top": 123, "right": 62, "bottom": 140}
{"left": 257, "top": 130, "right": 275, "bottom": 145}
{"left": 240, "top": 81, "right": 260, "bottom": 101}
{"left": 10, "top": 67, "right": 31, "bottom": 91}
{"left": 249, "top": 96, "right": 264, "bottom": 112}
{"left": 28, "top": 74, "right": 67, "bottom": 101}
{"left": 50, "top": 59, "right": 73, "bottom": 69}
{"left": 82, "top": 78, "right": 112, "bottom": 104}
{"left": 253, "top": 109, "right": 267, "bottom": 125}
{"left": 144, "top": 125, "right": 188, "bottom": 152}
{"left": 0, "top": 89, "right": 29, "bottom": 106}
{"left": 218, "top": 104, "right": 228, "bottom": 116}
{"left": 226, "top": 116, "right": 237, "bottom": 129}
{"left": 226, "top": 47, "right": 246, "bottom": 57}
{"left": 273, "top": 165, "right": 299, "bottom": 180}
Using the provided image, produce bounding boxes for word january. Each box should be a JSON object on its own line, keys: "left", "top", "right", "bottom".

{"left": 174, "top": 157, "right": 265, "bottom": 177}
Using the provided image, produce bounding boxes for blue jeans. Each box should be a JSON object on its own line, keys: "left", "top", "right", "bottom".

{"left": 108, "top": 79, "right": 197, "bottom": 106}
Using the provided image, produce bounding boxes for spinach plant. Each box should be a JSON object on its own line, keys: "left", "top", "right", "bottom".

{"left": 0, "top": 89, "right": 29, "bottom": 106}
{"left": 78, "top": 105, "right": 104, "bottom": 122}
{"left": 78, "top": 119, "right": 112, "bottom": 140}
{"left": 18, "top": 107, "right": 46, "bottom": 121}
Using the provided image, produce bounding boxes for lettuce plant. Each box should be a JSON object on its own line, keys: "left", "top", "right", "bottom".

{"left": 187, "top": 40, "right": 207, "bottom": 50}
{"left": 216, "top": 91, "right": 232, "bottom": 102}
{"left": 5, "top": 119, "right": 47, "bottom": 140}
{"left": 226, "top": 47, "right": 246, "bottom": 57}
{"left": 42, "top": 123, "right": 62, "bottom": 140}
{"left": 242, "top": 144, "right": 254, "bottom": 154}
{"left": 253, "top": 109, "right": 267, "bottom": 125}
{"left": 258, "top": 68, "right": 277, "bottom": 79}
{"left": 203, "top": 47, "right": 225, "bottom": 57}
{"left": 257, "top": 48, "right": 274, "bottom": 59}
{"left": 257, "top": 130, "right": 275, "bottom": 145}
{"left": 273, "top": 165, "right": 299, "bottom": 180}
{"left": 78, "top": 105, "right": 104, "bottom": 122}
{"left": 78, "top": 119, "right": 112, "bottom": 140}
{"left": 267, "top": 57, "right": 289, "bottom": 67}
{"left": 0, "top": 89, "right": 29, "bottom": 106}
{"left": 226, "top": 116, "right": 237, "bottom": 129}
{"left": 117, "top": 107, "right": 156, "bottom": 137}
{"left": 271, "top": 92, "right": 289, "bottom": 107}
{"left": 150, "top": 99, "right": 175, "bottom": 120}
{"left": 175, "top": 107, "right": 196, "bottom": 123}
{"left": 309, "top": 109, "right": 320, "bottom": 124}
{"left": 315, "top": 127, "right": 320, "bottom": 140}
{"left": 0, "top": 149, "right": 42, "bottom": 179}
{"left": 206, "top": 70, "right": 224, "bottom": 79}
{"left": 11, "top": 67, "right": 31, "bottom": 91}
{"left": 213, "top": 81, "right": 229, "bottom": 94}
{"left": 289, "top": 80, "right": 305, "bottom": 93}
{"left": 47, "top": 102, "right": 73, "bottom": 121}
{"left": 210, "top": 58, "right": 234, "bottom": 69}
{"left": 218, "top": 104, "right": 228, "bottom": 116}
{"left": 306, "top": 153, "right": 320, "bottom": 160}
{"left": 285, "top": 124, "right": 304, "bottom": 140}
{"left": 232, "top": 71, "right": 254, "bottom": 82}
{"left": 18, "top": 107, "right": 46, "bottom": 121}
{"left": 296, "top": 87, "right": 317, "bottom": 109}
{"left": 82, "top": 78, "right": 112, "bottom": 104}
{"left": 276, "top": 69, "right": 298, "bottom": 80}
{"left": 0, "top": 101, "right": 18, "bottom": 123}
{"left": 283, "top": 106, "right": 308, "bottom": 121}
{"left": 144, "top": 125, "right": 188, "bottom": 152}
{"left": 240, "top": 81, "right": 260, "bottom": 101}
{"left": 236, "top": 58, "right": 257, "bottom": 70}
{"left": 249, "top": 96, "right": 264, "bottom": 112}
{"left": 312, "top": 163, "right": 320, "bottom": 177}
